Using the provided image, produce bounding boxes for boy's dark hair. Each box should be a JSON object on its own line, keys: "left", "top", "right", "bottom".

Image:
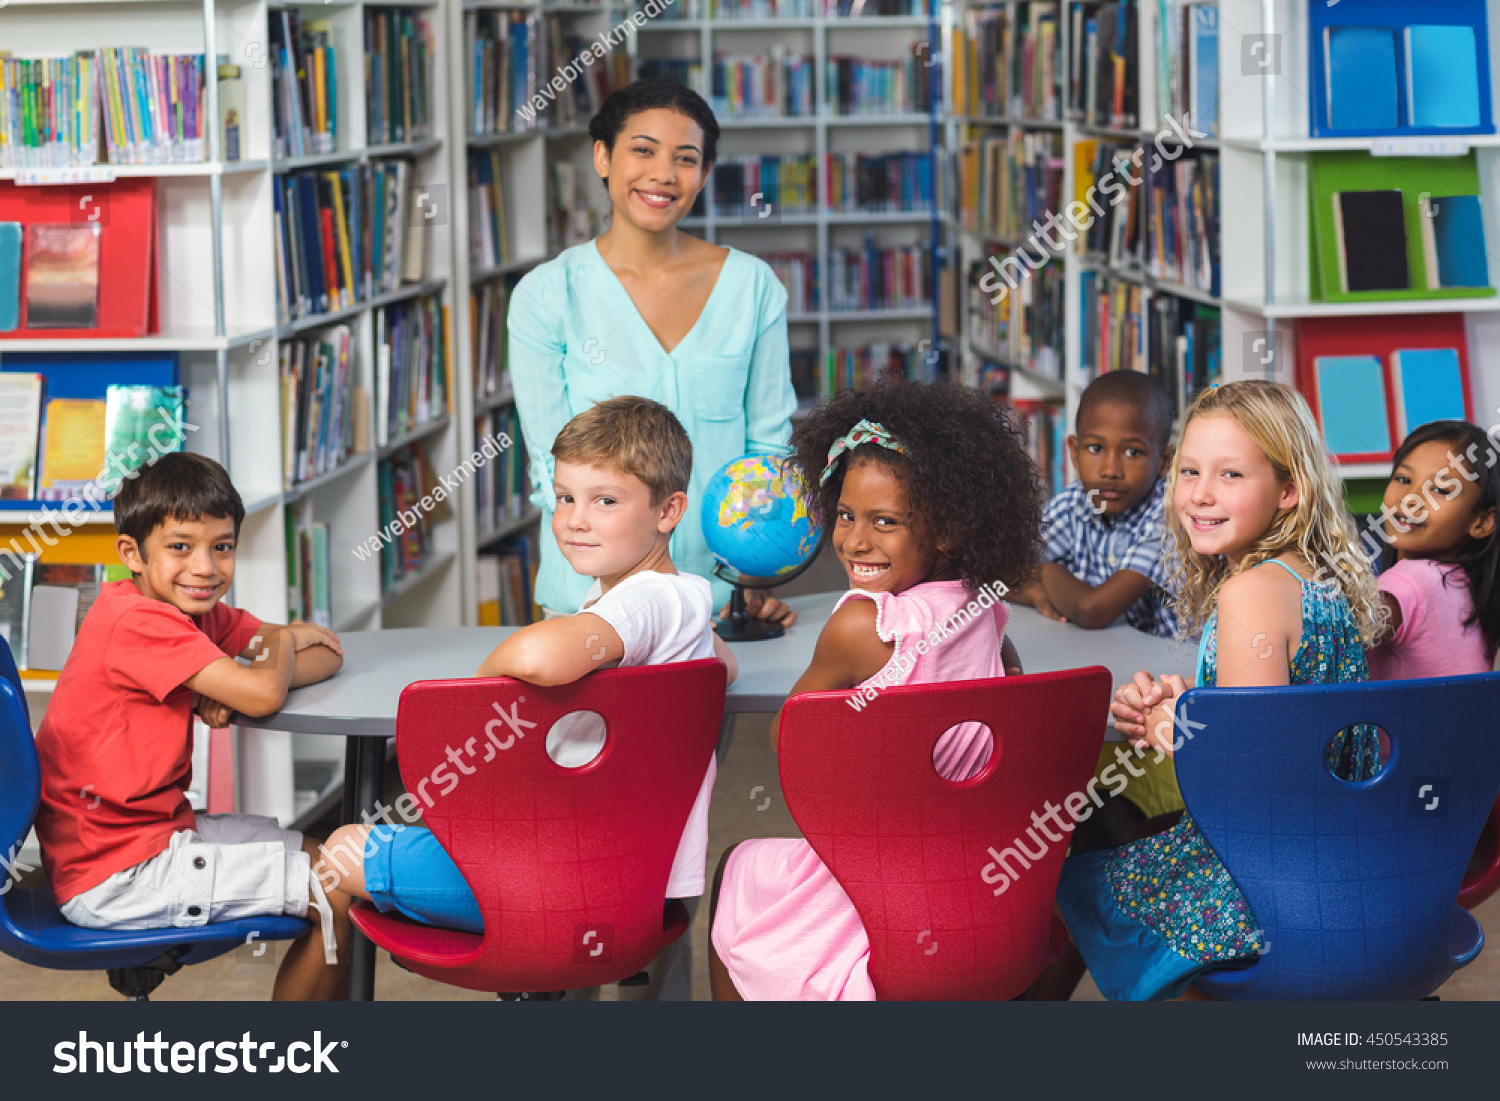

{"left": 589, "top": 78, "right": 719, "bottom": 175}
{"left": 113, "top": 452, "right": 245, "bottom": 548}
{"left": 552, "top": 396, "right": 693, "bottom": 506}
{"left": 1381, "top": 420, "right": 1500, "bottom": 656}
{"left": 790, "top": 379, "right": 1044, "bottom": 594}
{"left": 1076, "top": 370, "right": 1175, "bottom": 451}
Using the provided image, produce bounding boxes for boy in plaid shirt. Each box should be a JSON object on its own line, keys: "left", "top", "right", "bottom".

{"left": 1014, "top": 371, "right": 1180, "bottom": 637}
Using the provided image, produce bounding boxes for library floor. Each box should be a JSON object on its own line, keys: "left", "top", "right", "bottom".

{"left": 2, "top": 709, "right": 1498, "bottom": 1001}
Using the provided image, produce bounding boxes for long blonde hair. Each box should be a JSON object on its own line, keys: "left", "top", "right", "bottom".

{"left": 1164, "top": 380, "right": 1386, "bottom": 644}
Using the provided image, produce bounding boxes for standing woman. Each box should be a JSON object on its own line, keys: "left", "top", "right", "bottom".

{"left": 508, "top": 79, "right": 799, "bottom": 626}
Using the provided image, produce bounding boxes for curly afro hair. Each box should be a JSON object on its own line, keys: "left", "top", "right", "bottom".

{"left": 789, "top": 379, "right": 1044, "bottom": 595}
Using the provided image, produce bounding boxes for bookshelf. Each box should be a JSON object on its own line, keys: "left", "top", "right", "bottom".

{"left": 956, "top": 0, "right": 1225, "bottom": 491}
{"left": 0, "top": 0, "right": 463, "bottom": 829}
{"left": 632, "top": 2, "right": 952, "bottom": 402}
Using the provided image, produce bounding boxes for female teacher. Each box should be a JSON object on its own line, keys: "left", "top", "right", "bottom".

{"left": 507, "top": 79, "right": 799, "bottom": 626}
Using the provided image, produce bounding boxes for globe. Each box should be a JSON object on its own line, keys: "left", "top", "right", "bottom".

{"left": 701, "top": 453, "right": 821, "bottom": 583}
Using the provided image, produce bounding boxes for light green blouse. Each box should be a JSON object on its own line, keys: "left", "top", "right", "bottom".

{"left": 507, "top": 240, "right": 797, "bottom": 613}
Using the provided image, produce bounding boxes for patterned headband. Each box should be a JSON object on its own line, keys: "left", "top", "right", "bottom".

{"left": 820, "top": 419, "right": 908, "bottom": 485}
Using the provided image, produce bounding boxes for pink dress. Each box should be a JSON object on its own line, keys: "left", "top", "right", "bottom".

{"left": 711, "top": 579, "right": 1009, "bottom": 1000}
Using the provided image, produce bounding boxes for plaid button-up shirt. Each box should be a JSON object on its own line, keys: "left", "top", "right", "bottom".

{"left": 1039, "top": 478, "right": 1182, "bottom": 638}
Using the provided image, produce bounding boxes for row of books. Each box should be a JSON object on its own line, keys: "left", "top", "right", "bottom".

{"left": 960, "top": 129, "right": 1064, "bottom": 244}
{"left": 0, "top": 559, "right": 128, "bottom": 672}
{"left": 826, "top": 237, "right": 931, "bottom": 312}
{"left": 468, "top": 11, "right": 539, "bottom": 136}
{"left": 1326, "top": 187, "right": 1491, "bottom": 297}
{"left": 1154, "top": 3, "right": 1219, "bottom": 138}
{"left": 709, "top": 151, "right": 933, "bottom": 217}
{"left": 475, "top": 405, "right": 529, "bottom": 540}
{"left": 0, "top": 376, "right": 185, "bottom": 501}
{"left": 540, "top": 17, "right": 628, "bottom": 130}
{"left": 285, "top": 503, "right": 331, "bottom": 629}
{"left": 272, "top": 160, "right": 427, "bottom": 325}
{"left": 468, "top": 149, "right": 509, "bottom": 271}
{"left": 1316, "top": 21, "right": 1489, "bottom": 135}
{"left": 818, "top": 341, "right": 947, "bottom": 398}
{"left": 550, "top": 161, "right": 597, "bottom": 252}
{"left": 471, "top": 282, "right": 509, "bottom": 402}
{"left": 477, "top": 535, "right": 539, "bottom": 627}
{"left": 378, "top": 444, "right": 435, "bottom": 592}
{"left": 961, "top": 3, "right": 1061, "bottom": 121}
{"left": 1073, "top": 139, "right": 1145, "bottom": 271}
{"left": 967, "top": 252, "right": 1065, "bottom": 380}
{"left": 825, "top": 150, "right": 933, "bottom": 212}
{"left": 764, "top": 251, "right": 819, "bottom": 314}
{"left": 1071, "top": 1, "right": 1138, "bottom": 130}
{"left": 270, "top": 11, "right": 337, "bottom": 160}
{"left": 826, "top": 50, "right": 936, "bottom": 115}
{"left": 0, "top": 50, "right": 205, "bottom": 168}
{"left": 365, "top": 9, "right": 434, "bottom": 147}
{"left": 1144, "top": 149, "right": 1219, "bottom": 295}
{"left": 1003, "top": 397, "right": 1066, "bottom": 497}
{"left": 375, "top": 293, "right": 449, "bottom": 447}
{"left": 637, "top": 0, "right": 930, "bottom": 15}
{"left": 1078, "top": 270, "right": 1223, "bottom": 410}
{"left": 710, "top": 51, "right": 816, "bottom": 118}
{"left": 278, "top": 326, "right": 366, "bottom": 491}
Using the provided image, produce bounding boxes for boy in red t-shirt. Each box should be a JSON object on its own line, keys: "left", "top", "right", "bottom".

{"left": 34, "top": 452, "right": 350, "bottom": 1000}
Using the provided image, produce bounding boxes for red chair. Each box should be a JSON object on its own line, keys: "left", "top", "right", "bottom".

{"left": 1459, "top": 795, "right": 1500, "bottom": 910}
{"left": 348, "top": 660, "right": 726, "bottom": 994}
{"left": 777, "top": 667, "right": 1112, "bottom": 1000}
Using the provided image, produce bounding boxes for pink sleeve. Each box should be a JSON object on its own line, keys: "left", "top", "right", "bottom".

{"left": 1377, "top": 562, "right": 1426, "bottom": 648}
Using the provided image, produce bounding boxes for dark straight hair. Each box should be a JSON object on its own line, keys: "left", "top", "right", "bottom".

{"left": 1382, "top": 419, "right": 1500, "bottom": 657}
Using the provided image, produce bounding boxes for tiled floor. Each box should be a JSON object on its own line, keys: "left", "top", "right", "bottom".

{"left": 2, "top": 711, "right": 1496, "bottom": 1001}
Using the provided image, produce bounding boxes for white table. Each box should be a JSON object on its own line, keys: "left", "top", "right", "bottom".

{"left": 240, "top": 592, "right": 1196, "bottom": 998}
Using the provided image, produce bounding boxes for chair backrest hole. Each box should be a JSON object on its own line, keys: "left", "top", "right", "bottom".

{"left": 547, "top": 710, "right": 607, "bottom": 768}
{"left": 1325, "top": 723, "right": 1391, "bottom": 782}
{"left": 932, "top": 721, "right": 993, "bottom": 782}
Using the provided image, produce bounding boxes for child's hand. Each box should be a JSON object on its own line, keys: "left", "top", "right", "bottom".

{"left": 287, "top": 621, "right": 344, "bottom": 655}
{"left": 1129, "top": 674, "right": 1189, "bottom": 756}
{"left": 192, "top": 692, "right": 234, "bottom": 729}
{"left": 1034, "top": 590, "right": 1069, "bottom": 623}
{"left": 721, "top": 591, "right": 797, "bottom": 628}
{"left": 1110, "top": 671, "right": 1163, "bottom": 739}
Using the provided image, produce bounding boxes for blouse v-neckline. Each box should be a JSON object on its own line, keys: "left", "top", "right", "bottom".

{"left": 590, "top": 239, "right": 734, "bottom": 358}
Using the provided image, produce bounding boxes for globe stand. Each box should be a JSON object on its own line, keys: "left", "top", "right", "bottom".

{"left": 713, "top": 530, "right": 828, "bottom": 643}
{"left": 717, "top": 585, "right": 786, "bottom": 642}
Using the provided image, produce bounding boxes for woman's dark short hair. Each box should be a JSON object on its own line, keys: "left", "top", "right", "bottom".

{"left": 589, "top": 78, "right": 719, "bottom": 167}
{"left": 114, "top": 451, "right": 246, "bottom": 548}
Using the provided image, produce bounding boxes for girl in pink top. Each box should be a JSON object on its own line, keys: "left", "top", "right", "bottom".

{"left": 709, "top": 378, "right": 1046, "bottom": 1000}
{"left": 1368, "top": 421, "right": 1499, "bottom": 680}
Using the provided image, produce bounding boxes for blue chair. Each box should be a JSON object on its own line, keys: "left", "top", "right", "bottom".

{"left": 0, "top": 642, "right": 310, "bottom": 999}
{"left": 1174, "top": 673, "right": 1500, "bottom": 1000}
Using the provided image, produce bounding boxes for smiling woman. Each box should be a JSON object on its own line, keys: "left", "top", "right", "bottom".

{"left": 506, "top": 80, "right": 798, "bottom": 625}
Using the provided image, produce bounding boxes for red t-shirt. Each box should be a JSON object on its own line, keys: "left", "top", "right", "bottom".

{"left": 35, "top": 580, "right": 262, "bottom": 903}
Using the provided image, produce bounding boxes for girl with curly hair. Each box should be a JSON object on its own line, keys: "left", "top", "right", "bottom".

{"left": 1054, "top": 379, "right": 1386, "bottom": 1001}
{"left": 708, "top": 378, "right": 1045, "bottom": 1000}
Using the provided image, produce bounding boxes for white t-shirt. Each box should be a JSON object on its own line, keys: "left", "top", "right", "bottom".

{"left": 574, "top": 570, "right": 718, "bottom": 898}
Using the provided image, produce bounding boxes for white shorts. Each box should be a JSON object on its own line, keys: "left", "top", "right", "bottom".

{"left": 60, "top": 814, "right": 334, "bottom": 960}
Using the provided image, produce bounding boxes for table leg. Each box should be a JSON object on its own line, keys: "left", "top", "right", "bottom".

{"left": 345, "top": 734, "right": 388, "bottom": 1002}
{"left": 715, "top": 713, "right": 735, "bottom": 767}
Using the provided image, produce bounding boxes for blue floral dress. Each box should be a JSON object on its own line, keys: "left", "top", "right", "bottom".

{"left": 1055, "top": 559, "right": 1379, "bottom": 1000}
